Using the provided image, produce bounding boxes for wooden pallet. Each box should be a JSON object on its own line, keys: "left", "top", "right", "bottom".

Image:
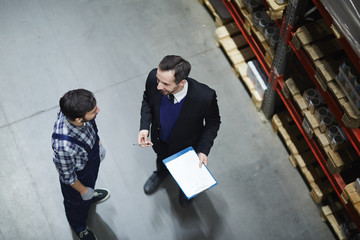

{"left": 334, "top": 79, "right": 360, "bottom": 128}
{"left": 204, "top": 0, "right": 233, "bottom": 27}
{"left": 282, "top": 78, "right": 300, "bottom": 99}
{"left": 304, "top": 39, "right": 343, "bottom": 64}
{"left": 290, "top": 150, "right": 316, "bottom": 168}
{"left": 214, "top": 24, "right": 267, "bottom": 110}
{"left": 297, "top": 152, "right": 334, "bottom": 203}
{"left": 215, "top": 24, "right": 255, "bottom": 73}
{"left": 342, "top": 182, "right": 360, "bottom": 216}
{"left": 234, "top": 0, "right": 245, "bottom": 10}
{"left": 321, "top": 205, "right": 347, "bottom": 240}
{"left": 302, "top": 110, "right": 319, "bottom": 139}
{"left": 292, "top": 93, "right": 308, "bottom": 116}
{"left": 328, "top": 147, "right": 359, "bottom": 175}
{"left": 272, "top": 111, "right": 334, "bottom": 202}
{"left": 300, "top": 162, "right": 325, "bottom": 184}
{"left": 310, "top": 179, "right": 333, "bottom": 204}
{"left": 314, "top": 58, "right": 340, "bottom": 91}
{"left": 272, "top": 111, "right": 309, "bottom": 162}
{"left": 238, "top": 60, "right": 264, "bottom": 110}
{"left": 292, "top": 19, "right": 333, "bottom": 51}
{"left": 272, "top": 111, "right": 297, "bottom": 134}
{"left": 266, "top": 0, "right": 287, "bottom": 20}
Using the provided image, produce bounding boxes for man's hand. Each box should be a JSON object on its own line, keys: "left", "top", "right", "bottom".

{"left": 198, "top": 152, "right": 208, "bottom": 168}
{"left": 71, "top": 179, "right": 93, "bottom": 200}
{"left": 138, "top": 130, "right": 153, "bottom": 147}
{"left": 99, "top": 143, "right": 106, "bottom": 161}
{"left": 81, "top": 187, "right": 94, "bottom": 201}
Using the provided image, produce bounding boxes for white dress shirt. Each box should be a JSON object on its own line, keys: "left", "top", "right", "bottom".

{"left": 171, "top": 80, "right": 188, "bottom": 103}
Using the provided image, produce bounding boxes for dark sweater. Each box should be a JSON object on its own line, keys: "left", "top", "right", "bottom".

{"left": 160, "top": 95, "right": 185, "bottom": 143}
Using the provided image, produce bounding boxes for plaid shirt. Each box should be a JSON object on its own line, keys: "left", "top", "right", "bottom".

{"left": 52, "top": 111, "right": 97, "bottom": 185}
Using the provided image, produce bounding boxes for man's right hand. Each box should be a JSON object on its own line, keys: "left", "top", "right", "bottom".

{"left": 138, "top": 130, "right": 153, "bottom": 147}
{"left": 81, "top": 187, "right": 94, "bottom": 201}
{"left": 71, "top": 179, "right": 94, "bottom": 200}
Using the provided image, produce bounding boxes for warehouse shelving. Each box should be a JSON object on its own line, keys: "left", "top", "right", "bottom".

{"left": 275, "top": 77, "right": 360, "bottom": 230}
{"left": 312, "top": 0, "right": 360, "bottom": 74}
{"left": 222, "top": 0, "right": 360, "bottom": 231}
{"left": 289, "top": 38, "right": 360, "bottom": 156}
{"left": 303, "top": 0, "right": 360, "bottom": 156}
{"left": 224, "top": 1, "right": 271, "bottom": 77}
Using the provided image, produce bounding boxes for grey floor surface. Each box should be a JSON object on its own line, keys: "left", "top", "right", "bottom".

{"left": 0, "top": 0, "right": 335, "bottom": 239}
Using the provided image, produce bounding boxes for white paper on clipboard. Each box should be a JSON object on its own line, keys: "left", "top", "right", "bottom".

{"left": 162, "top": 147, "right": 217, "bottom": 199}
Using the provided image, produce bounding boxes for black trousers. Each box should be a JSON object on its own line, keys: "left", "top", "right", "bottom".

{"left": 155, "top": 140, "right": 171, "bottom": 177}
{"left": 154, "top": 140, "right": 188, "bottom": 199}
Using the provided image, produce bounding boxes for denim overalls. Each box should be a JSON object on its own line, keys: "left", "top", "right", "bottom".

{"left": 52, "top": 121, "right": 100, "bottom": 233}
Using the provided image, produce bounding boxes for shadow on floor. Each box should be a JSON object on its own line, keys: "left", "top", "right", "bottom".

{"left": 161, "top": 178, "right": 226, "bottom": 240}
{"left": 70, "top": 204, "right": 128, "bottom": 240}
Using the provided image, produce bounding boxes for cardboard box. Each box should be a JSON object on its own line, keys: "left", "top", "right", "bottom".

{"left": 247, "top": 60, "right": 268, "bottom": 99}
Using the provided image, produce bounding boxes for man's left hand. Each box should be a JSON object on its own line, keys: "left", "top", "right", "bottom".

{"left": 198, "top": 152, "right": 208, "bottom": 168}
{"left": 99, "top": 143, "right": 106, "bottom": 162}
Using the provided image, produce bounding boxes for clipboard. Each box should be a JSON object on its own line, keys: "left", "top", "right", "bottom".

{"left": 162, "top": 147, "right": 217, "bottom": 199}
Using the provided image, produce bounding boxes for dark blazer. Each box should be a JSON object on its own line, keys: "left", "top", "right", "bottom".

{"left": 140, "top": 68, "right": 221, "bottom": 156}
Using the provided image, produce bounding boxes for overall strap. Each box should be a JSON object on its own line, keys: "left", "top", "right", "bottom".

{"left": 90, "top": 120, "right": 98, "bottom": 133}
{"left": 52, "top": 133, "right": 91, "bottom": 153}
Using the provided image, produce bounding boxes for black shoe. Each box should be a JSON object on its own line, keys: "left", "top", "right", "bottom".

{"left": 179, "top": 191, "right": 193, "bottom": 208}
{"left": 144, "top": 173, "right": 165, "bottom": 195}
{"left": 92, "top": 188, "right": 110, "bottom": 203}
{"left": 76, "top": 227, "right": 97, "bottom": 240}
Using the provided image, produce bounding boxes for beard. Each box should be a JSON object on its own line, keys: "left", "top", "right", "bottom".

{"left": 160, "top": 90, "right": 170, "bottom": 95}
{"left": 159, "top": 85, "right": 179, "bottom": 96}
{"left": 82, "top": 115, "right": 97, "bottom": 122}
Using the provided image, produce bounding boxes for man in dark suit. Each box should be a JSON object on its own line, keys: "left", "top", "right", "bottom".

{"left": 138, "top": 55, "right": 221, "bottom": 207}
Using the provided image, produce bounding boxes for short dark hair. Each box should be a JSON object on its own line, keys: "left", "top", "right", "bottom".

{"left": 158, "top": 55, "right": 191, "bottom": 84}
{"left": 60, "top": 89, "right": 96, "bottom": 121}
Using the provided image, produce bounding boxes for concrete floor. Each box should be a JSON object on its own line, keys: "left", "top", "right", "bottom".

{"left": 0, "top": 0, "right": 335, "bottom": 239}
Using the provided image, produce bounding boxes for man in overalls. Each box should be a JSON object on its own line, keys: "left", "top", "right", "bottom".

{"left": 52, "top": 89, "right": 109, "bottom": 240}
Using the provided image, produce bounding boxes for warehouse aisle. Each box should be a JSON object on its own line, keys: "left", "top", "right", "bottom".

{"left": 0, "top": 0, "right": 334, "bottom": 239}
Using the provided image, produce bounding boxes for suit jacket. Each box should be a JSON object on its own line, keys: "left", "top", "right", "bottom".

{"left": 140, "top": 68, "right": 221, "bottom": 156}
